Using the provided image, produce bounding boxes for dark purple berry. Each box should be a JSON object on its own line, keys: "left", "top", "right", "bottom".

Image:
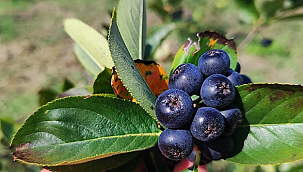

{"left": 198, "top": 49, "right": 230, "bottom": 76}
{"left": 200, "top": 74, "right": 235, "bottom": 108}
{"left": 241, "top": 74, "right": 252, "bottom": 84}
{"left": 158, "top": 129, "right": 194, "bottom": 161}
{"left": 205, "top": 135, "right": 234, "bottom": 160}
{"left": 190, "top": 107, "right": 225, "bottom": 141}
{"left": 155, "top": 89, "right": 194, "bottom": 128}
{"left": 235, "top": 62, "right": 241, "bottom": 73}
{"left": 225, "top": 69, "right": 243, "bottom": 86}
{"left": 261, "top": 38, "right": 272, "bottom": 47}
{"left": 220, "top": 104, "right": 243, "bottom": 136}
{"left": 169, "top": 63, "right": 203, "bottom": 96}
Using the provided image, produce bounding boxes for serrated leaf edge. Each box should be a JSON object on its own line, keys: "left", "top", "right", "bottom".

{"left": 11, "top": 94, "right": 161, "bottom": 166}
{"left": 107, "top": 8, "right": 157, "bottom": 120}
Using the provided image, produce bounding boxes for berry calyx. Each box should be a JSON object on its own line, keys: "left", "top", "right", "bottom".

{"left": 155, "top": 89, "right": 194, "bottom": 128}
{"left": 200, "top": 74, "right": 235, "bottom": 108}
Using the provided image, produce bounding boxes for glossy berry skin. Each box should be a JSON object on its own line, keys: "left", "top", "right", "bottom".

{"left": 169, "top": 63, "right": 203, "bottom": 96}
{"left": 235, "top": 62, "right": 241, "bottom": 73}
{"left": 241, "top": 74, "right": 252, "bottom": 84}
{"left": 158, "top": 129, "right": 194, "bottom": 161}
{"left": 225, "top": 69, "right": 243, "bottom": 87}
{"left": 190, "top": 107, "right": 225, "bottom": 142}
{"left": 220, "top": 104, "right": 243, "bottom": 136}
{"left": 198, "top": 49, "right": 230, "bottom": 76}
{"left": 205, "top": 135, "right": 234, "bottom": 160}
{"left": 155, "top": 89, "right": 194, "bottom": 128}
{"left": 200, "top": 74, "right": 235, "bottom": 108}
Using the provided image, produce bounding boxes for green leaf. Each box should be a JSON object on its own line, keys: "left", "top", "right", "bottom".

{"left": 38, "top": 88, "right": 57, "bottom": 106}
{"left": 73, "top": 43, "right": 101, "bottom": 78}
{"left": 170, "top": 31, "right": 237, "bottom": 75}
{"left": 291, "top": 0, "right": 303, "bottom": 9}
{"left": 62, "top": 78, "right": 74, "bottom": 92}
{"left": 93, "top": 67, "right": 114, "bottom": 94}
{"left": 144, "top": 23, "right": 176, "bottom": 59}
{"left": 254, "top": 0, "right": 284, "bottom": 19}
{"left": 0, "top": 117, "right": 17, "bottom": 143}
{"left": 117, "top": 0, "right": 146, "bottom": 60}
{"left": 232, "top": 0, "right": 260, "bottom": 23}
{"left": 228, "top": 83, "right": 303, "bottom": 165}
{"left": 108, "top": 9, "right": 157, "bottom": 119}
{"left": 64, "top": 18, "right": 114, "bottom": 78}
{"left": 11, "top": 95, "right": 161, "bottom": 166}
{"left": 48, "top": 152, "right": 140, "bottom": 172}
{"left": 276, "top": 13, "right": 303, "bottom": 21}
{"left": 170, "top": 38, "right": 201, "bottom": 76}
{"left": 57, "top": 87, "right": 91, "bottom": 98}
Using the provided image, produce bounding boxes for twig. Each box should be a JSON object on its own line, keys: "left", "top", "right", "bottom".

{"left": 237, "top": 26, "right": 264, "bottom": 52}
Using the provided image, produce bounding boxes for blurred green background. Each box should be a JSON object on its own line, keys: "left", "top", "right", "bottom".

{"left": 1, "top": 0, "right": 303, "bottom": 171}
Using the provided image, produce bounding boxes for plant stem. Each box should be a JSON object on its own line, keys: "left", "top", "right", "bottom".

{"left": 237, "top": 27, "right": 258, "bottom": 52}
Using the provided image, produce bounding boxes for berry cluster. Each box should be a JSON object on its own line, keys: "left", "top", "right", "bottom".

{"left": 155, "top": 49, "right": 252, "bottom": 164}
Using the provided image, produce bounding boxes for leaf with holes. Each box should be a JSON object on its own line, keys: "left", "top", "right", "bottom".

{"left": 11, "top": 95, "right": 161, "bottom": 166}
{"left": 228, "top": 83, "right": 303, "bottom": 165}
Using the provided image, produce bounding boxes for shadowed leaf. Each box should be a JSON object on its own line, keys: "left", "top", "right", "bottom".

{"left": 93, "top": 67, "right": 114, "bottom": 94}
{"left": 48, "top": 152, "right": 140, "bottom": 172}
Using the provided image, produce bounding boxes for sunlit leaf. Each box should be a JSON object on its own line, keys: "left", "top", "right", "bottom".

{"left": 64, "top": 18, "right": 114, "bottom": 78}
{"left": 11, "top": 95, "right": 161, "bottom": 166}
{"left": 73, "top": 43, "right": 102, "bottom": 78}
{"left": 117, "top": 0, "right": 146, "bottom": 60}
{"left": 109, "top": 9, "right": 157, "bottom": 119}
{"left": 228, "top": 83, "right": 303, "bottom": 165}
